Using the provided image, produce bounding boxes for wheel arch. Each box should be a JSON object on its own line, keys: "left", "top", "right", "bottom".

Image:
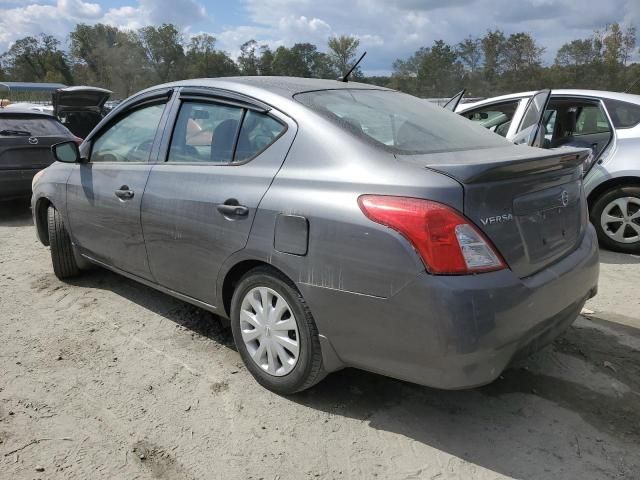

{"left": 587, "top": 176, "right": 640, "bottom": 208}
{"left": 34, "top": 197, "right": 53, "bottom": 246}
{"left": 220, "top": 259, "right": 293, "bottom": 319}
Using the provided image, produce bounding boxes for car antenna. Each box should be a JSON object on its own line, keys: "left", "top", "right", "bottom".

{"left": 339, "top": 51, "right": 367, "bottom": 82}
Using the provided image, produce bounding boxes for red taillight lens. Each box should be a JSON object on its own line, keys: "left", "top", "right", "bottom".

{"left": 357, "top": 195, "right": 506, "bottom": 275}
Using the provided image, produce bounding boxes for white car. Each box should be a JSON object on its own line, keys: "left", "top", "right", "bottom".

{"left": 455, "top": 89, "right": 640, "bottom": 254}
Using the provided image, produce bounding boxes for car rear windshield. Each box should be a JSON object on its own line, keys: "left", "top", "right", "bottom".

{"left": 295, "top": 89, "right": 510, "bottom": 154}
{"left": 0, "top": 115, "right": 70, "bottom": 136}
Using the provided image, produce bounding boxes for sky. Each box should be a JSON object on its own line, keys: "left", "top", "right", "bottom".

{"left": 0, "top": 0, "right": 639, "bottom": 75}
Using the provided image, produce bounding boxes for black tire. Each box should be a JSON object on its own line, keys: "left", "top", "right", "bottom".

{"left": 230, "top": 266, "right": 326, "bottom": 394}
{"left": 590, "top": 185, "right": 640, "bottom": 254}
{"left": 47, "top": 206, "right": 81, "bottom": 279}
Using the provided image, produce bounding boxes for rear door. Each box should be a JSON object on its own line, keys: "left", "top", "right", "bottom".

{"left": 509, "top": 89, "right": 551, "bottom": 147}
{"left": 0, "top": 114, "right": 72, "bottom": 198}
{"left": 140, "top": 88, "right": 296, "bottom": 306}
{"left": 66, "top": 89, "right": 173, "bottom": 279}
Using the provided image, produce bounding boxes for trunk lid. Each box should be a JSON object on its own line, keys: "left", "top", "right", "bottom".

{"left": 52, "top": 86, "right": 111, "bottom": 115}
{"left": 400, "top": 145, "right": 591, "bottom": 278}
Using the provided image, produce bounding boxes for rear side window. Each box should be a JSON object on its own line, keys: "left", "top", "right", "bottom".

{"left": 0, "top": 116, "right": 69, "bottom": 136}
{"left": 603, "top": 99, "right": 640, "bottom": 129}
{"left": 167, "top": 101, "right": 285, "bottom": 164}
{"left": 575, "top": 105, "right": 610, "bottom": 135}
{"left": 295, "top": 89, "right": 510, "bottom": 155}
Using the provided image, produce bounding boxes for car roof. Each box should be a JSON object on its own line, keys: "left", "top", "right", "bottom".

{"left": 459, "top": 89, "right": 640, "bottom": 110}
{"left": 0, "top": 107, "right": 55, "bottom": 117}
{"left": 153, "top": 76, "right": 388, "bottom": 100}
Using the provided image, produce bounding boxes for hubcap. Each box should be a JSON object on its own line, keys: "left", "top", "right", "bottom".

{"left": 239, "top": 287, "right": 299, "bottom": 376}
{"left": 600, "top": 196, "right": 640, "bottom": 244}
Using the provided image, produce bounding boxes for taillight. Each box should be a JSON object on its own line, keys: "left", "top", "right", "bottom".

{"left": 357, "top": 195, "right": 506, "bottom": 275}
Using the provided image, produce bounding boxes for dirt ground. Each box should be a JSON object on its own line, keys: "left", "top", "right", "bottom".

{"left": 1, "top": 198, "right": 639, "bottom": 480}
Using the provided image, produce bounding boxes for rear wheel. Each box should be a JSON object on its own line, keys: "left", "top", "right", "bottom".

{"left": 47, "top": 206, "right": 81, "bottom": 279}
{"left": 230, "top": 266, "right": 326, "bottom": 394}
{"left": 590, "top": 185, "right": 640, "bottom": 254}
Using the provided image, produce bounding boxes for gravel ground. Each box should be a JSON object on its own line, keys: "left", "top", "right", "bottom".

{"left": 1, "top": 198, "right": 639, "bottom": 480}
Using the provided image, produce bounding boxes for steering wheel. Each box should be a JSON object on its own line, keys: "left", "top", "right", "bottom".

{"left": 127, "top": 139, "right": 154, "bottom": 161}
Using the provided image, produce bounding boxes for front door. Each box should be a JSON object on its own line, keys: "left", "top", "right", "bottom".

{"left": 66, "top": 100, "right": 169, "bottom": 279}
{"left": 141, "top": 94, "right": 295, "bottom": 306}
{"left": 510, "top": 89, "right": 552, "bottom": 147}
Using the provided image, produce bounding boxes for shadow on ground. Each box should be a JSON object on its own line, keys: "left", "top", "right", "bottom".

{"left": 0, "top": 199, "right": 33, "bottom": 227}
{"left": 60, "top": 263, "right": 640, "bottom": 479}
{"left": 599, "top": 249, "right": 640, "bottom": 265}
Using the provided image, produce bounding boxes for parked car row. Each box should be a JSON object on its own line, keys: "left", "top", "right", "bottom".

{"left": 0, "top": 85, "right": 112, "bottom": 200}
{"left": 32, "top": 77, "right": 599, "bottom": 394}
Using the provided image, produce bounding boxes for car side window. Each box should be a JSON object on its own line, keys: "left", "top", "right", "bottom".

{"left": 167, "top": 101, "right": 285, "bottom": 164}
{"left": 603, "top": 98, "right": 640, "bottom": 129}
{"left": 234, "top": 110, "right": 286, "bottom": 162}
{"left": 91, "top": 103, "right": 165, "bottom": 163}
{"left": 168, "top": 102, "right": 244, "bottom": 163}
{"left": 575, "top": 106, "right": 610, "bottom": 135}
{"left": 462, "top": 100, "right": 519, "bottom": 137}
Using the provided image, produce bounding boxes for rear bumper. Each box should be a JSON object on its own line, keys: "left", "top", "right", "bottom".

{"left": 0, "top": 169, "right": 37, "bottom": 200}
{"left": 300, "top": 225, "right": 599, "bottom": 389}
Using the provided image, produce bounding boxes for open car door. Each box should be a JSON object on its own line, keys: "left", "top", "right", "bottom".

{"left": 443, "top": 89, "right": 465, "bottom": 111}
{"left": 509, "top": 89, "right": 551, "bottom": 147}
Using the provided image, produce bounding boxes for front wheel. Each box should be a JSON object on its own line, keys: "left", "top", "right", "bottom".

{"left": 47, "top": 206, "right": 81, "bottom": 279}
{"left": 230, "top": 267, "right": 326, "bottom": 394}
{"left": 590, "top": 185, "right": 640, "bottom": 254}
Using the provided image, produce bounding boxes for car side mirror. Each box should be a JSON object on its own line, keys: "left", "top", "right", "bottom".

{"left": 52, "top": 141, "right": 81, "bottom": 163}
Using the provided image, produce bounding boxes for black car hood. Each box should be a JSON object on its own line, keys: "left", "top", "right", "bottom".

{"left": 53, "top": 86, "right": 112, "bottom": 115}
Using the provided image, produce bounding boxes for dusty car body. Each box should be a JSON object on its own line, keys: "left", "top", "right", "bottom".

{"left": 457, "top": 89, "right": 640, "bottom": 253}
{"left": 0, "top": 108, "right": 76, "bottom": 200}
{"left": 32, "top": 77, "right": 599, "bottom": 393}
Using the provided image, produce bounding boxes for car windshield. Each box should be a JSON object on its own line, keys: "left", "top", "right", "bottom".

{"left": 295, "top": 89, "right": 510, "bottom": 154}
{"left": 0, "top": 116, "right": 69, "bottom": 136}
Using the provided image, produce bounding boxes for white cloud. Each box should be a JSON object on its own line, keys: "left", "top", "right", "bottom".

{"left": 0, "top": 0, "right": 638, "bottom": 73}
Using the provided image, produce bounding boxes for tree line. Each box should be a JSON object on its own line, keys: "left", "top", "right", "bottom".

{"left": 0, "top": 22, "right": 638, "bottom": 99}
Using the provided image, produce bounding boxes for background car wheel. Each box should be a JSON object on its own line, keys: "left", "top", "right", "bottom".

{"left": 47, "top": 206, "right": 81, "bottom": 279}
{"left": 230, "top": 266, "right": 326, "bottom": 394}
{"left": 590, "top": 185, "right": 640, "bottom": 254}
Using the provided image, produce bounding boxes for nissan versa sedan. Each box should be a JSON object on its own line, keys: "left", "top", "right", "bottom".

{"left": 32, "top": 77, "right": 599, "bottom": 394}
{"left": 456, "top": 89, "right": 640, "bottom": 254}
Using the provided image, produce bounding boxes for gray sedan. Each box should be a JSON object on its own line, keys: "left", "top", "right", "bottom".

{"left": 32, "top": 78, "right": 599, "bottom": 394}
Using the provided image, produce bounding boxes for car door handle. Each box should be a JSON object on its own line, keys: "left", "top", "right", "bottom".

{"left": 217, "top": 203, "right": 249, "bottom": 217}
{"left": 114, "top": 186, "right": 134, "bottom": 200}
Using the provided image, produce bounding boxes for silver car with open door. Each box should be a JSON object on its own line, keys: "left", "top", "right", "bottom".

{"left": 457, "top": 89, "right": 640, "bottom": 253}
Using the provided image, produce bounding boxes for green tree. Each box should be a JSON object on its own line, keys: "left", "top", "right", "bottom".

{"left": 416, "top": 40, "right": 462, "bottom": 97}
{"left": 481, "top": 29, "right": 506, "bottom": 84}
{"left": 185, "top": 34, "right": 238, "bottom": 78}
{"left": 238, "top": 40, "right": 259, "bottom": 75}
{"left": 328, "top": 35, "right": 361, "bottom": 78}
{"left": 500, "top": 32, "right": 545, "bottom": 90}
{"left": 138, "top": 24, "right": 185, "bottom": 83}
{"left": 457, "top": 37, "right": 482, "bottom": 73}
{"left": 1, "top": 34, "right": 73, "bottom": 84}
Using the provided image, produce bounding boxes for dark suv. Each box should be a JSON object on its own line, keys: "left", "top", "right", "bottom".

{"left": 0, "top": 108, "right": 77, "bottom": 200}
